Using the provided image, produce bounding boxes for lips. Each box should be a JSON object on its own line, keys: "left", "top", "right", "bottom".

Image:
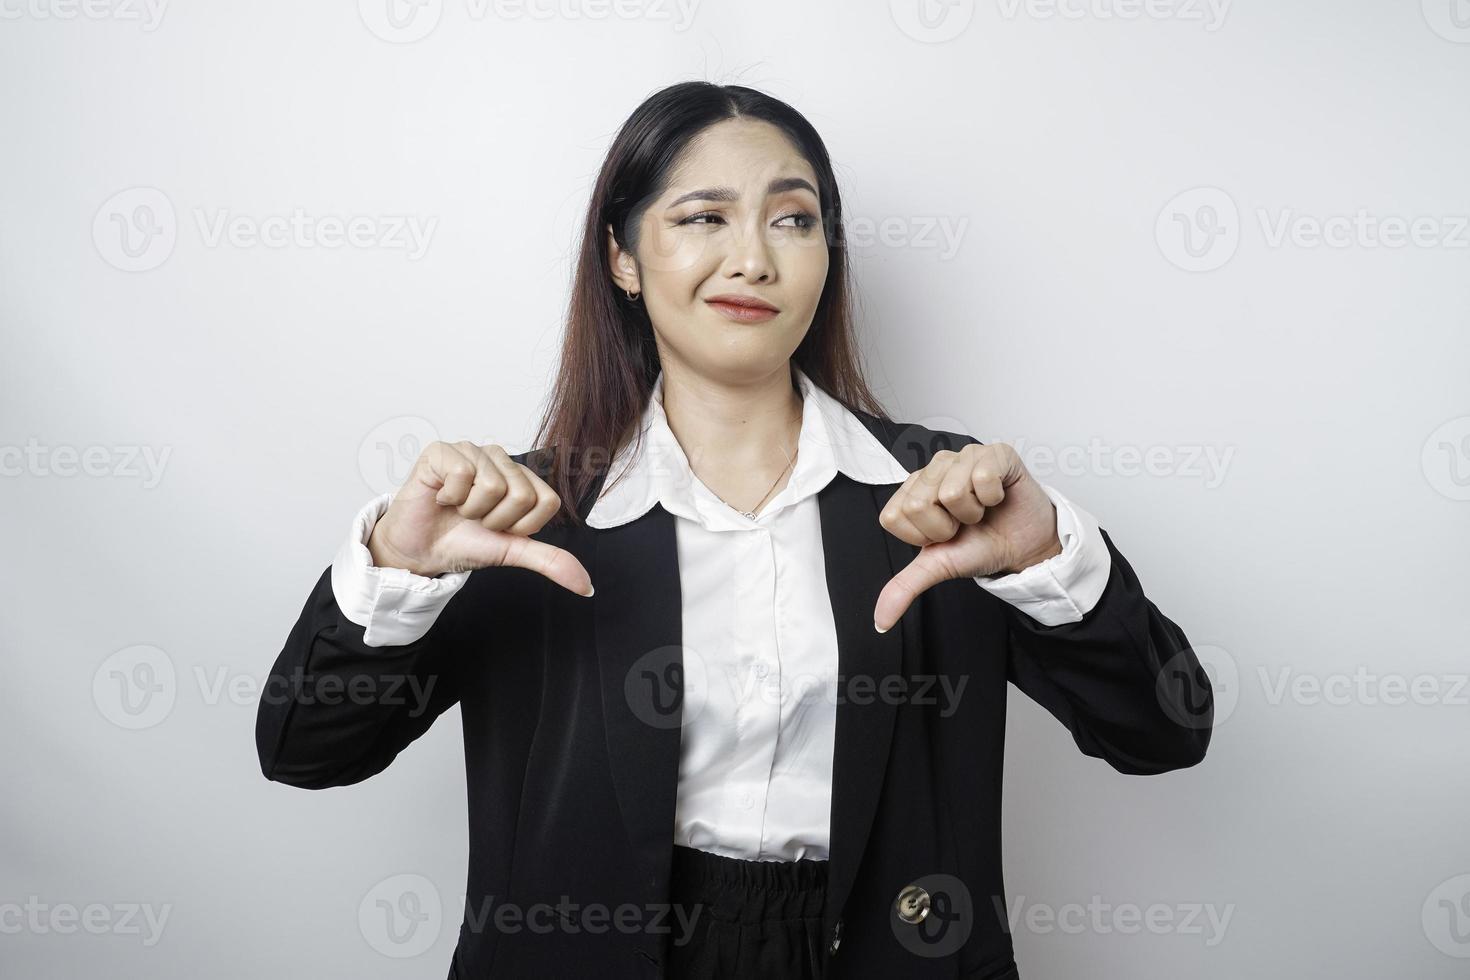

{"left": 704, "top": 294, "right": 781, "bottom": 323}
{"left": 704, "top": 294, "right": 779, "bottom": 312}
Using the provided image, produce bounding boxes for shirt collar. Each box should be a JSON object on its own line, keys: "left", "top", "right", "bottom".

{"left": 585, "top": 364, "right": 910, "bottom": 530}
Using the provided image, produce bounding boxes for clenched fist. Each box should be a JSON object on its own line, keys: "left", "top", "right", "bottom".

{"left": 367, "top": 440, "right": 594, "bottom": 597}
{"left": 874, "top": 442, "right": 1062, "bottom": 632}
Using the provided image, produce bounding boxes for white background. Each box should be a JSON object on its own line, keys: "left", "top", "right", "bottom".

{"left": 2, "top": 1, "right": 1468, "bottom": 977}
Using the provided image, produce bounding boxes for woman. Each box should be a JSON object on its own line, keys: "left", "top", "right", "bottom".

{"left": 255, "top": 81, "right": 1213, "bottom": 979}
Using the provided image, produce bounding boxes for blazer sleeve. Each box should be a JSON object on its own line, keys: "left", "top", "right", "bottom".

{"left": 254, "top": 563, "right": 472, "bottom": 790}
{"left": 1003, "top": 525, "right": 1214, "bottom": 775}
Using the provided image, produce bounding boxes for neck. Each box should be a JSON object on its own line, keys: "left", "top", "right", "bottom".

{"left": 658, "top": 361, "right": 804, "bottom": 508}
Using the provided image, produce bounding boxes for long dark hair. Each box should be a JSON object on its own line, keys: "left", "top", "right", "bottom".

{"left": 530, "top": 80, "right": 892, "bottom": 526}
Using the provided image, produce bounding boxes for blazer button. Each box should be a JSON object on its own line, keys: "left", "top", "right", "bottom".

{"left": 827, "top": 918, "right": 843, "bottom": 955}
{"left": 894, "top": 884, "right": 931, "bottom": 924}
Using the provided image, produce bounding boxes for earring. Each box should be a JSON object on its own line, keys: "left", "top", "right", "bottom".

{"left": 625, "top": 288, "right": 640, "bottom": 301}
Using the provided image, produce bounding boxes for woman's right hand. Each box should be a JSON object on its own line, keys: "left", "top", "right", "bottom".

{"left": 367, "top": 440, "right": 594, "bottom": 596}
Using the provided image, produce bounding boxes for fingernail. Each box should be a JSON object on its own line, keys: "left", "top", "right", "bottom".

{"left": 874, "top": 621, "right": 888, "bottom": 634}
{"left": 582, "top": 585, "right": 596, "bottom": 597}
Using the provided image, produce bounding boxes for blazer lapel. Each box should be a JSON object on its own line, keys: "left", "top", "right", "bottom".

{"left": 589, "top": 500, "right": 686, "bottom": 914}
{"left": 817, "top": 471, "right": 911, "bottom": 941}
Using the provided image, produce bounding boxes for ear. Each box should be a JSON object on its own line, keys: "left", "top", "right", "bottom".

{"left": 606, "top": 222, "right": 640, "bottom": 295}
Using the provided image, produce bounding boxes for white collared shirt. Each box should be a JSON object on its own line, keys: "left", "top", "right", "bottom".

{"left": 331, "top": 366, "right": 1111, "bottom": 862}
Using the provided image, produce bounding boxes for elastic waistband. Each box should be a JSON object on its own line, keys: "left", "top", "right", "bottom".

{"left": 670, "top": 844, "right": 828, "bottom": 922}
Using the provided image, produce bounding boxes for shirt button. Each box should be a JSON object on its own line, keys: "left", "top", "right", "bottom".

{"left": 754, "top": 663, "right": 769, "bottom": 678}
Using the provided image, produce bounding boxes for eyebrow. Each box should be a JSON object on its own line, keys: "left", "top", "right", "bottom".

{"left": 666, "top": 177, "right": 818, "bottom": 208}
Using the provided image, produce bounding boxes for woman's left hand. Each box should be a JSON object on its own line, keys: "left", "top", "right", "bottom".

{"left": 874, "top": 442, "right": 1062, "bottom": 632}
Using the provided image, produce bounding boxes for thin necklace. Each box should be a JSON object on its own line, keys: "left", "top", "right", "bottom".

{"left": 706, "top": 415, "right": 801, "bottom": 520}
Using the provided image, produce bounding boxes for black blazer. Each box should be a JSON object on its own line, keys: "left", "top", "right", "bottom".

{"left": 255, "top": 412, "right": 1213, "bottom": 979}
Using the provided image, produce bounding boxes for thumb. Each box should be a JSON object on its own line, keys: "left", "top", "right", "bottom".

{"left": 873, "top": 547, "right": 953, "bottom": 634}
{"left": 493, "top": 533, "right": 595, "bottom": 598}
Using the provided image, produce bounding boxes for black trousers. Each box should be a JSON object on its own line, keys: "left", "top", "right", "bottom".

{"left": 666, "top": 843, "right": 830, "bottom": 980}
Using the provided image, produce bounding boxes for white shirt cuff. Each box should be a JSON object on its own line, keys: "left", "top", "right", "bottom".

{"left": 972, "top": 484, "right": 1112, "bottom": 627}
{"left": 330, "top": 492, "right": 471, "bottom": 648}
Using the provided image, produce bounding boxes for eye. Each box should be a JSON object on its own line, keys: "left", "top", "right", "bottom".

{"left": 676, "top": 210, "right": 818, "bottom": 230}
{"left": 774, "top": 210, "right": 818, "bottom": 230}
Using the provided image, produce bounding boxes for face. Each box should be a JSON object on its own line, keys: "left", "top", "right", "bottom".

{"left": 607, "top": 117, "right": 829, "bottom": 383}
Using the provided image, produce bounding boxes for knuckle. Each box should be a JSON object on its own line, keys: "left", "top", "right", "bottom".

{"left": 473, "top": 467, "right": 507, "bottom": 490}
{"left": 503, "top": 486, "right": 536, "bottom": 510}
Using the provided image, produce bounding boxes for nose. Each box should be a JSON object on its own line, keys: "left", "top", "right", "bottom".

{"left": 720, "top": 212, "right": 775, "bottom": 283}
